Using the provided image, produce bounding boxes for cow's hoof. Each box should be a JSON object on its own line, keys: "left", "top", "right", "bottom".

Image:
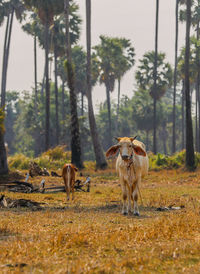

{"left": 122, "top": 212, "right": 128, "bottom": 216}
{"left": 134, "top": 212, "right": 140, "bottom": 217}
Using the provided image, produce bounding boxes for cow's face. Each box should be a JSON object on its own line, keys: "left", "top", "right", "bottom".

{"left": 106, "top": 137, "right": 146, "bottom": 160}
{"left": 117, "top": 138, "right": 134, "bottom": 161}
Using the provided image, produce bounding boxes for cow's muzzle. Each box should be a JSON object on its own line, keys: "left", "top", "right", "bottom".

{"left": 122, "top": 155, "right": 129, "bottom": 160}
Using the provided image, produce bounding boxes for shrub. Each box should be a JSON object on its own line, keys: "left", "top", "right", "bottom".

{"left": 42, "top": 146, "right": 71, "bottom": 161}
{"left": 155, "top": 153, "right": 168, "bottom": 166}
{"left": 8, "top": 154, "right": 31, "bottom": 170}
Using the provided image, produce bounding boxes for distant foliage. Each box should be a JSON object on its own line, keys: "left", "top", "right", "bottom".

{"left": 42, "top": 145, "right": 70, "bottom": 160}
{"left": 148, "top": 150, "right": 200, "bottom": 170}
{"left": 8, "top": 154, "right": 31, "bottom": 170}
{"left": 8, "top": 146, "right": 71, "bottom": 170}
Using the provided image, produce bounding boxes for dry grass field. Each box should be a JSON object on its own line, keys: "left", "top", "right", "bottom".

{"left": 1, "top": 166, "right": 200, "bottom": 273}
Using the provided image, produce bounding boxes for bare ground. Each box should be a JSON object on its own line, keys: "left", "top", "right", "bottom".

{"left": 1, "top": 168, "right": 200, "bottom": 273}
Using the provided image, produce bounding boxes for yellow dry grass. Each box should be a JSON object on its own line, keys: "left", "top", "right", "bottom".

{"left": 1, "top": 168, "right": 200, "bottom": 273}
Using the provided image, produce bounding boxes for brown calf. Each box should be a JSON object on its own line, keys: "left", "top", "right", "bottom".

{"left": 62, "top": 163, "right": 78, "bottom": 201}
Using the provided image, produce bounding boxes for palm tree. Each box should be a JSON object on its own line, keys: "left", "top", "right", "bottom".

{"left": 53, "top": 21, "right": 59, "bottom": 145}
{"left": 185, "top": 0, "right": 195, "bottom": 169}
{"left": 1, "top": 0, "right": 24, "bottom": 108}
{"left": 64, "top": 0, "right": 83, "bottom": 168}
{"left": 153, "top": 0, "right": 159, "bottom": 154}
{"left": 136, "top": 52, "right": 173, "bottom": 100}
{"left": 132, "top": 89, "right": 154, "bottom": 151}
{"left": 172, "top": 0, "right": 179, "bottom": 154}
{"left": 178, "top": 36, "right": 199, "bottom": 152}
{"left": 24, "top": 0, "right": 65, "bottom": 150}
{"left": 115, "top": 40, "right": 135, "bottom": 131}
{"left": 94, "top": 36, "right": 135, "bottom": 146}
{"left": 180, "top": 0, "right": 200, "bottom": 152}
{"left": 71, "top": 46, "right": 87, "bottom": 115}
{"left": 86, "top": 0, "right": 107, "bottom": 169}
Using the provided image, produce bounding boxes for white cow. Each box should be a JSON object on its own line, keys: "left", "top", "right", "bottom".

{"left": 106, "top": 137, "right": 149, "bottom": 216}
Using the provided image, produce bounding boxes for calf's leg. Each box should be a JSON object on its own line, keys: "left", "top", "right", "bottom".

{"left": 64, "top": 176, "right": 70, "bottom": 201}
{"left": 71, "top": 180, "right": 75, "bottom": 200}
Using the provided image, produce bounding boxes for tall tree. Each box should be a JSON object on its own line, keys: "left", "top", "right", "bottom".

{"left": 185, "top": 0, "right": 195, "bottom": 169}
{"left": 172, "top": 0, "right": 179, "bottom": 153}
{"left": 86, "top": 0, "right": 107, "bottom": 169}
{"left": 64, "top": 0, "right": 83, "bottom": 168}
{"left": 153, "top": 0, "right": 159, "bottom": 154}
{"left": 180, "top": 0, "right": 200, "bottom": 152}
{"left": 136, "top": 52, "right": 173, "bottom": 106}
{"left": 53, "top": 21, "right": 59, "bottom": 145}
{"left": 94, "top": 36, "right": 135, "bottom": 146}
{"left": 1, "top": 2, "right": 13, "bottom": 108}
{"left": 24, "top": 0, "right": 66, "bottom": 150}
{"left": 0, "top": 108, "right": 8, "bottom": 175}
{"left": 115, "top": 40, "right": 135, "bottom": 131}
{"left": 1, "top": 0, "right": 25, "bottom": 108}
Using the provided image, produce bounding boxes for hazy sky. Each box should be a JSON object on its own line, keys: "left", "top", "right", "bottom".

{"left": 0, "top": 0, "right": 187, "bottom": 111}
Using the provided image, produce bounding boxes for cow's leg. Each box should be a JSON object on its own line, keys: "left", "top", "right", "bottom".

{"left": 127, "top": 184, "right": 133, "bottom": 213}
{"left": 132, "top": 179, "right": 140, "bottom": 216}
{"left": 121, "top": 180, "right": 128, "bottom": 215}
{"left": 133, "top": 189, "right": 139, "bottom": 216}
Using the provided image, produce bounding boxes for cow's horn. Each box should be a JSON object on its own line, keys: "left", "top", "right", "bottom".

{"left": 114, "top": 137, "right": 120, "bottom": 142}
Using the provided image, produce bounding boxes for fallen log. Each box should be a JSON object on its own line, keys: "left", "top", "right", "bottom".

{"left": 0, "top": 195, "right": 42, "bottom": 210}
{"left": 0, "top": 177, "right": 90, "bottom": 194}
{"left": 40, "top": 180, "right": 90, "bottom": 193}
{"left": 0, "top": 180, "right": 34, "bottom": 189}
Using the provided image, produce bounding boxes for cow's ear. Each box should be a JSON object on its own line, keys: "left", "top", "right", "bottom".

{"left": 133, "top": 145, "right": 146, "bottom": 157}
{"left": 72, "top": 164, "right": 78, "bottom": 172}
{"left": 106, "top": 145, "right": 120, "bottom": 158}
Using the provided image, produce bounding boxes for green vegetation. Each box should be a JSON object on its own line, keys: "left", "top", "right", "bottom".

{"left": 7, "top": 147, "right": 200, "bottom": 171}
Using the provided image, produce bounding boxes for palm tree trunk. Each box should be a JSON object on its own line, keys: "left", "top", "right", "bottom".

{"left": 172, "top": 0, "right": 179, "bottom": 154}
{"left": 195, "top": 81, "right": 199, "bottom": 151}
{"left": 185, "top": 0, "right": 195, "bottom": 169}
{"left": 41, "top": 62, "right": 46, "bottom": 98}
{"left": 81, "top": 92, "right": 84, "bottom": 116}
{"left": 162, "top": 124, "right": 167, "bottom": 155}
{"left": 0, "top": 131, "right": 8, "bottom": 175}
{"left": 86, "top": 0, "right": 107, "bottom": 169}
{"left": 182, "top": 80, "right": 185, "bottom": 150}
{"left": 153, "top": 0, "right": 159, "bottom": 154}
{"left": 64, "top": 0, "right": 83, "bottom": 168}
{"left": 1, "top": 14, "right": 10, "bottom": 107}
{"left": 44, "top": 20, "right": 50, "bottom": 151}
{"left": 62, "top": 80, "right": 65, "bottom": 122}
{"left": 1, "top": 9, "right": 14, "bottom": 107}
{"left": 106, "top": 84, "right": 112, "bottom": 147}
{"left": 54, "top": 43, "right": 59, "bottom": 146}
{"left": 34, "top": 33, "right": 38, "bottom": 109}
{"left": 196, "top": 19, "right": 200, "bottom": 152}
{"left": 116, "top": 77, "right": 121, "bottom": 131}
{"left": 146, "top": 130, "right": 149, "bottom": 151}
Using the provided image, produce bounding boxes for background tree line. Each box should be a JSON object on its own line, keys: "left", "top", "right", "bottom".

{"left": 0, "top": 0, "right": 199, "bottom": 174}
